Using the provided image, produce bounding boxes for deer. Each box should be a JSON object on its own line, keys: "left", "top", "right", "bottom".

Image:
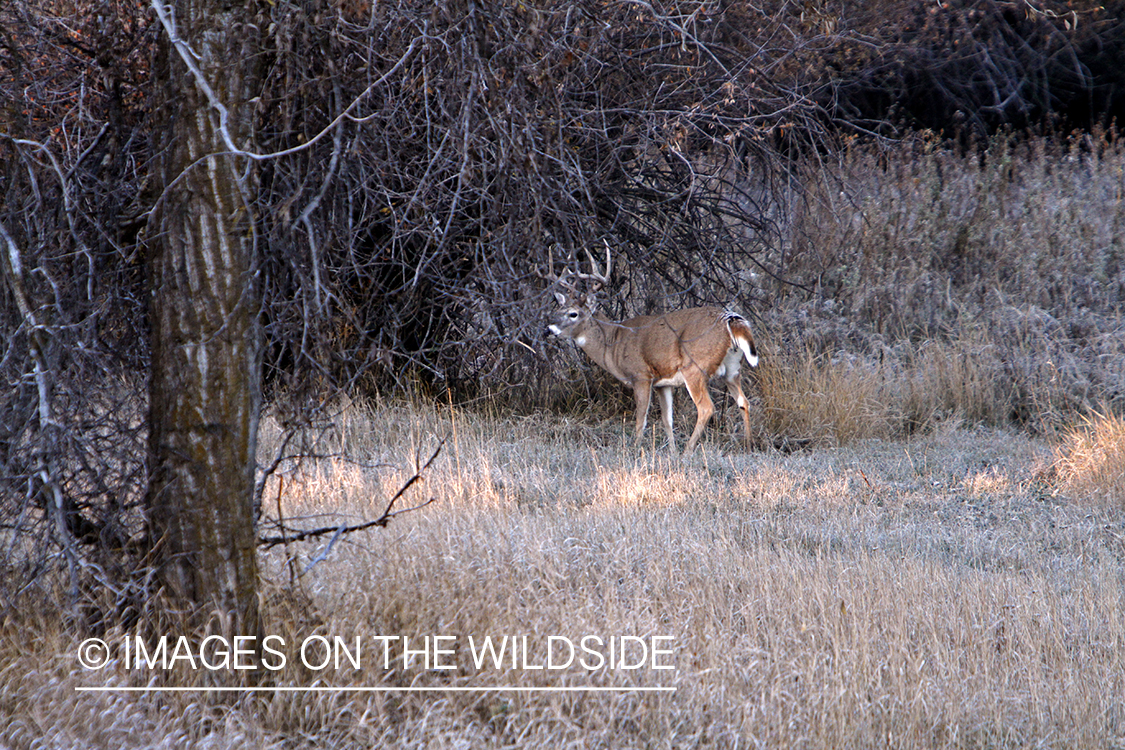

{"left": 545, "top": 244, "right": 759, "bottom": 456}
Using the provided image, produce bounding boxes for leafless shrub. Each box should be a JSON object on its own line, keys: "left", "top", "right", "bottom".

{"left": 252, "top": 0, "right": 836, "bottom": 407}
{"left": 825, "top": 0, "right": 1125, "bottom": 138}
{"left": 0, "top": 0, "right": 838, "bottom": 609}
{"left": 0, "top": 0, "right": 152, "bottom": 607}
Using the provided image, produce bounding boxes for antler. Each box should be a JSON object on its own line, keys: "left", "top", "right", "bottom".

{"left": 538, "top": 243, "right": 579, "bottom": 293}
{"left": 573, "top": 240, "right": 613, "bottom": 291}
{"left": 538, "top": 240, "right": 613, "bottom": 295}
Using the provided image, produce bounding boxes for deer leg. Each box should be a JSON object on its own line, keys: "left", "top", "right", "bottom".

{"left": 656, "top": 385, "right": 676, "bottom": 450}
{"left": 682, "top": 370, "right": 715, "bottom": 456}
{"left": 724, "top": 375, "right": 752, "bottom": 446}
{"left": 632, "top": 381, "right": 653, "bottom": 445}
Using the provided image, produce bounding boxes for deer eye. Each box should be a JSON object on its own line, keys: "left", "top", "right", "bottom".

{"left": 567, "top": 311, "right": 579, "bottom": 320}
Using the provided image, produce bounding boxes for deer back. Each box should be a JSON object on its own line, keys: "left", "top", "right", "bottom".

{"left": 607, "top": 307, "right": 734, "bottom": 382}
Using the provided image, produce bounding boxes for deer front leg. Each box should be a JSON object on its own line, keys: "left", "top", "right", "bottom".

{"left": 631, "top": 380, "right": 653, "bottom": 446}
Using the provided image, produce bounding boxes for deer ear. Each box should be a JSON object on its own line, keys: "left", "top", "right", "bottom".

{"left": 553, "top": 291, "right": 567, "bottom": 306}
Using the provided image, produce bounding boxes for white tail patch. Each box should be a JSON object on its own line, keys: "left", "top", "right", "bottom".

{"left": 723, "top": 312, "right": 759, "bottom": 368}
{"left": 737, "top": 337, "right": 758, "bottom": 368}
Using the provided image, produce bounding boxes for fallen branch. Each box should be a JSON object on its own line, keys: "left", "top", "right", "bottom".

{"left": 259, "top": 437, "right": 444, "bottom": 550}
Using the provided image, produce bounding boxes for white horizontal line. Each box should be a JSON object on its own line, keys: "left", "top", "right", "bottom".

{"left": 76, "top": 685, "right": 676, "bottom": 693}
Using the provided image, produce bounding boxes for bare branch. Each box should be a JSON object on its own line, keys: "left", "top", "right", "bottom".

{"left": 149, "top": 0, "right": 421, "bottom": 163}
{"left": 259, "top": 438, "right": 445, "bottom": 550}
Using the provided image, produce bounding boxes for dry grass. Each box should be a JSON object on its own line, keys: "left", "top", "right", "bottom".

{"left": 755, "top": 344, "right": 902, "bottom": 445}
{"left": 4, "top": 400, "right": 1125, "bottom": 749}
{"left": 759, "top": 133, "right": 1125, "bottom": 436}
{"left": 754, "top": 333, "right": 1030, "bottom": 446}
{"left": 1051, "top": 410, "right": 1125, "bottom": 505}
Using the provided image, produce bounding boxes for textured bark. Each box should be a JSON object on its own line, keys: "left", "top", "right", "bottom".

{"left": 146, "top": 0, "right": 263, "bottom": 637}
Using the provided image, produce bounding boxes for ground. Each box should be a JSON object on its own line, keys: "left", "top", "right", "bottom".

{"left": 6, "top": 403, "right": 1123, "bottom": 749}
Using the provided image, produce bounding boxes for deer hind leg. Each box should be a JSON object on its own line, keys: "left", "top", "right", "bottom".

{"left": 682, "top": 369, "right": 715, "bottom": 456}
{"left": 655, "top": 385, "right": 676, "bottom": 450}
{"left": 724, "top": 373, "right": 752, "bottom": 446}
{"left": 716, "top": 348, "right": 751, "bottom": 447}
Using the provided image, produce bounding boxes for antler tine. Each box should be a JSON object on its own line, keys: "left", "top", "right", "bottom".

{"left": 536, "top": 244, "right": 559, "bottom": 283}
{"left": 575, "top": 240, "right": 613, "bottom": 290}
{"left": 537, "top": 243, "right": 580, "bottom": 293}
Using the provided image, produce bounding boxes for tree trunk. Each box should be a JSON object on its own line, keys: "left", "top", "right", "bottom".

{"left": 146, "top": 0, "right": 263, "bottom": 638}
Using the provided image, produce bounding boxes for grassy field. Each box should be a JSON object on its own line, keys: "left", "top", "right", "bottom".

{"left": 3, "top": 398, "right": 1123, "bottom": 749}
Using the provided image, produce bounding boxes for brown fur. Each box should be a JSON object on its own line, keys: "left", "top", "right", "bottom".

{"left": 549, "top": 299, "right": 758, "bottom": 455}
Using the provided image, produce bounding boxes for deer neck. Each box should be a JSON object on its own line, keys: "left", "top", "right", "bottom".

{"left": 575, "top": 316, "right": 631, "bottom": 385}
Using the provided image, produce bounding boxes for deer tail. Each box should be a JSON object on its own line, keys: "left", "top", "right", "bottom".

{"left": 723, "top": 312, "right": 759, "bottom": 368}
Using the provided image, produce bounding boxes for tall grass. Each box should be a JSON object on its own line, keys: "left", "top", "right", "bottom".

{"left": 5, "top": 401, "right": 1124, "bottom": 749}
{"left": 752, "top": 329, "right": 1079, "bottom": 445}
{"left": 523, "top": 135, "right": 1125, "bottom": 445}
{"left": 791, "top": 132, "right": 1125, "bottom": 326}
{"left": 1052, "top": 409, "right": 1125, "bottom": 505}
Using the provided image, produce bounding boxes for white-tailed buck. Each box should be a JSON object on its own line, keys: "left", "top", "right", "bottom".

{"left": 546, "top": 245, "right": 758, "bottom": 456}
